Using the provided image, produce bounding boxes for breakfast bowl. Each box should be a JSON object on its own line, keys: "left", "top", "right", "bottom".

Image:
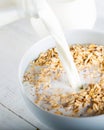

{"left": 19, "top": 30, "right": 104, "bottom": 130}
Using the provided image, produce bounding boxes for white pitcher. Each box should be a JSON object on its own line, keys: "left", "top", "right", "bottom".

{"left": 47, "top": 0, "right": 96, "bottom": 30}
{"left": 0, "top": 0, "right": 96, "bottom": 32}
{"left": 20, "top": 0, "right": 96, "bottom": 36}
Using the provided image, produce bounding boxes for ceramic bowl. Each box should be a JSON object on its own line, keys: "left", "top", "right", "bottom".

{"left": 19, "top": 30, "right": 104, "bottom": 130}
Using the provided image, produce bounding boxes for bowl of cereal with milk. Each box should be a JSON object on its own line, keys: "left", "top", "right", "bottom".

{"left": 19, "top": 30, "right": 104, "bottom": 130}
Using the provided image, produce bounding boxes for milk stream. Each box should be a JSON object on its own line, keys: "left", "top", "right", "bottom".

{"left": 32, "top": 0, "right": 82, "bottom": 91}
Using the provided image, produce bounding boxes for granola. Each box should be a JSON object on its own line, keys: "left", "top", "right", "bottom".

{"left": 23, "top": 44, "right": 104, "bottom": 117}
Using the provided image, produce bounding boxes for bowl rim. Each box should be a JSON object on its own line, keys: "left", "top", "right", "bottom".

{"left": 19, "top": 29, "right": 104, "bottom": 119}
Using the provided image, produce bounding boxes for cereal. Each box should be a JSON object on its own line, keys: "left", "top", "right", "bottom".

{"left": 23, "top": 44, "right": 104, "bottom": 117}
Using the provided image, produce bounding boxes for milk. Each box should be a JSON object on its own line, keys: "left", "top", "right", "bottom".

{"left": 34, "top": 0, "right": 82, "bottom": 91}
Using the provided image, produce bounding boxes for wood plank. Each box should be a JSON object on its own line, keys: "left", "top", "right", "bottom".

{"left": 0, "top": 18, "right": 50, "bottom": 130}
{"left": 0, "top": 103, "right": 37, "bottom": 130}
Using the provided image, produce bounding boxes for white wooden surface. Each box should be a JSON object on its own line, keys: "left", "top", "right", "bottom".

{"left": 0, "top": 0, "right": 104, "bottom": 130}
{"left": 0, "top": 19, "right": 50, "bottom": 130}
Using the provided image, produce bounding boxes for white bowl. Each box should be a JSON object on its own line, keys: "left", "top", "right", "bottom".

{"left": 19, "top": 30, "right": 104, "bottom": 130}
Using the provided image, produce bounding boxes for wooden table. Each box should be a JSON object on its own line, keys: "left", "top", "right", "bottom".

{"left": 0, "top": 0, "right": 104, "bottom": 129}
{"left": 0, "top": 18, "right": 50, "bottom": 130}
